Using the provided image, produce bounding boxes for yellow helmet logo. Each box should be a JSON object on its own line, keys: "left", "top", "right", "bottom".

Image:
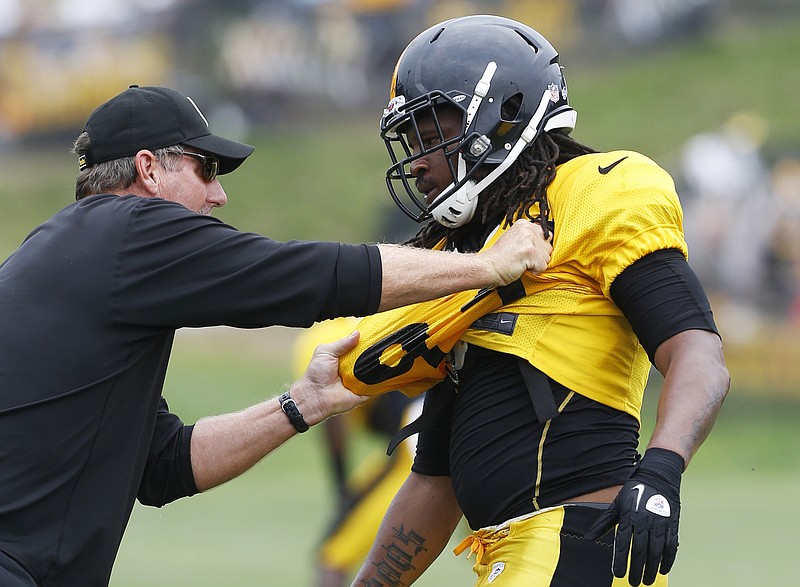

{"left": 388, "top": 42, "right": 411, "bottom": 100}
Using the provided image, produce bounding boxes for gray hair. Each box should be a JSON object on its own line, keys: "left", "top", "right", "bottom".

{"left": 71, "top": 132, "right": 186, "bottom": 200}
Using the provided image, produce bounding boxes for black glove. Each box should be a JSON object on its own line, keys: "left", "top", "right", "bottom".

{"left": 584, "top": 447, "right": 685, "bottom": 586}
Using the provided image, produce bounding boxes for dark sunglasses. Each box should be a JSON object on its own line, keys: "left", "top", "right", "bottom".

{"left": 182, "top": 151, "right": 219, "bottom": 182}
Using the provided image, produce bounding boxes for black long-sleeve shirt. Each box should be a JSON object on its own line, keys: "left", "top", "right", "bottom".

{"left": 0, "top": 194, "right": 381, "bottom": 586}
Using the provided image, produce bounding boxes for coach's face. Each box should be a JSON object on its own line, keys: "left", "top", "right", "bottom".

{"left": 150, "top": 150, "right": 228, "bottom": 215}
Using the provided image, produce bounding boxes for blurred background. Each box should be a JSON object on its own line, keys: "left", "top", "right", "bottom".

{"left": 1, "top": 0, "right": 798, "bottom": 585}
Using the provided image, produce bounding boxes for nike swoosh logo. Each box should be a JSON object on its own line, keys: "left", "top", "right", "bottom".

{"left": 632, "top": 483, "right": 645, "bottom": 511}
{"left": 598, "top": 156, "right": 628, "bottom": 175}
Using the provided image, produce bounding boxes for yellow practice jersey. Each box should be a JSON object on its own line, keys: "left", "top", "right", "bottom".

{"left": 339, "top": 151, "right": 688, "bottom": 421}
{"left": 338, "top": 226, "right": 532, "bottom": 398}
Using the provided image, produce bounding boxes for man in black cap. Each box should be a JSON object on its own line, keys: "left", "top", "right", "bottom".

{"left": 0, "top": 85, "right": 552, "bottom": 586}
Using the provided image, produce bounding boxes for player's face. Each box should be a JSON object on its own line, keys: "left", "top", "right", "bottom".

{"left": 404, "top": 107, "right": 463, "bottom": 206}
{"left": 160, "top": 151, "right": 228, "bottom": 215}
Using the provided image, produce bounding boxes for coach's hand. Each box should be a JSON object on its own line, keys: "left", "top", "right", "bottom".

{"left": 290, "top": 330, "right": 369, "bottom": 426}
{"left": 482, "top": 219, "right": 552, "bottom": 285}
{"left": 584, "top": 448, "right": 685, "bottom": 586}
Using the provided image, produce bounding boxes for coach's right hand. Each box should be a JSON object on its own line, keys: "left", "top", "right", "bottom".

{"left": 480, "top": 219, "right": 552, "bottom": 285}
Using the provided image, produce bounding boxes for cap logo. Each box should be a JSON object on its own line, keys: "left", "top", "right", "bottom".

{"left": 384, "top": 95, "right": 406, "bottom": 118}
{"left": 186, "top": 96, "right": 209, "bottom": 128}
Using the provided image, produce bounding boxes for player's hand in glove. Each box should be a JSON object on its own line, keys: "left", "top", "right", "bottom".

{"left": 583, "top": 447, "right": 685, "bottom": 586}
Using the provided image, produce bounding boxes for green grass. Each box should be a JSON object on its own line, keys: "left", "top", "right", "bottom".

{"left": 568, "top": 14, "right": 800, "bottom": 157}
{"left": 1, "top": 8, "right": 797, "bottom": 586}
{"left": 110, "top": 328, "right": 476, "bottom": 586}
{"left": 106, "top": 328, "right": 800, "bottom": 586}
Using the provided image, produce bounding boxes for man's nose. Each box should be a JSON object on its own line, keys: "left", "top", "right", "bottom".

{"left": 409, "top": 156, "right": 429, "bottom": 177}
{"left": 207, "top": 181, "right": 228, "bottom": 208}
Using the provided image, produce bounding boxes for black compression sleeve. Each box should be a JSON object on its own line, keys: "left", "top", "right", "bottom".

{"left": 610, "top": 249, "right": 719, "bottom": 363}
{"left": 324, "top": 243, "right": 382, "bottom": 319}
{"left": 138, "top": 399, "right": 198, "bottom": 507}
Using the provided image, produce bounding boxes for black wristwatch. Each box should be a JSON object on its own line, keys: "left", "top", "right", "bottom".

{"left": 277, "top": 392, "right": 310, "bottom": 433}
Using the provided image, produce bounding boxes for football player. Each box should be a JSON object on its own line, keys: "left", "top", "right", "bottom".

{"left": 344, "top": 15, "right": 730, "bottom": 587}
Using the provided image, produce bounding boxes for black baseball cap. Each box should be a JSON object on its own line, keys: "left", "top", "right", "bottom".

{"left": 79, "top": 85, "right": 255, "bottom": 175}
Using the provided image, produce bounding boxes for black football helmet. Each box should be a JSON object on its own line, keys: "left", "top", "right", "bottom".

{"left": 381, "top": 15, "right": 577, "bottom": 227}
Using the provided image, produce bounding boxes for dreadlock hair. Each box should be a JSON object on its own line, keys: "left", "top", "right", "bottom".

{"left": 405, "top": 131, "right": 596, "bottom": 251}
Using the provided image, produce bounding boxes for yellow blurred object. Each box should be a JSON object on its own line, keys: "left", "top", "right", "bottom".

{"left": 0, "top": 33, "right": 172, "bottom": 137}
{"left": 291, "top": 317, "right": 360, "bottom": 379}
{"left": 343, "top": 0, "right": 415, "bottom": 12}
{"left": 292, "top": 316, "right": 369, "bottom": 427}
{"left": 425, "top": 0, "right": 579, "bottom": 48}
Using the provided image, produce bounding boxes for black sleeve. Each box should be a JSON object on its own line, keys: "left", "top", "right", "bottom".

{"left": 117, "top": 197, "right": 382, "bottom": 329}
{"left": 137, "top": 397, "right": 198, "bottom": 507}
{"left": 610, "top": 248, "right": 719, "bottom": 363}
{"left": 410, "top": 390, "right": 454, "bottom": 477}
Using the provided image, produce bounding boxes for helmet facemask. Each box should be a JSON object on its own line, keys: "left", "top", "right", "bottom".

{"left": 381, "top": 91, "right": 491, "bottom": 227}
{"left": 380, "top": 15, "right": 578, "bottom": 229}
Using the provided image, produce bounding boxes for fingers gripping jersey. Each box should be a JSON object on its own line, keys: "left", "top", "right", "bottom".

{"left": 338, "top": 221, "right": 546, "bottom": 397}
{"left": 340, "top": 151, "right": 688, "bottom": 418}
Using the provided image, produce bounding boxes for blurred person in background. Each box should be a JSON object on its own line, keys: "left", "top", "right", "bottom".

{"left": 766, "top": 155, "right": 800, "bottom": 324}
{"left": 0, "top": 84, "right": 552, "bottom": 586}
{"left": 293, "top": 317, "right": 424, "bottom": 587}
{"left": 679, "top": 111, "right": 775, "bottom": 328}
{"left": 339, "top": 15, "right": 729, "bottom": 587}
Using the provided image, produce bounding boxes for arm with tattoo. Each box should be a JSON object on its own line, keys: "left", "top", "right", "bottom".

{"left": 351, "top": 472, "right": 462, "bottom": 586}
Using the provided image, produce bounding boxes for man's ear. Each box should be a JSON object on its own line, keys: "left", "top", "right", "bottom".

{"left": 133, "top": 150, "right": 161, "bottom": 196}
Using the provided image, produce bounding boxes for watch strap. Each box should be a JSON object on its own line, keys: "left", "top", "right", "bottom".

{"left": 277, "top": 392, "right": 310, "bottom": 433}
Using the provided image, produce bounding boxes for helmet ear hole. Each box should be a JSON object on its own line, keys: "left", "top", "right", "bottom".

{"left": 501, "top": 92, "right": 523, "bottom": 122}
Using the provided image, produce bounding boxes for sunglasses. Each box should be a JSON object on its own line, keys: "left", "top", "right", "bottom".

{"left": 182, "top": 150, "right": 219, "bottom": 182}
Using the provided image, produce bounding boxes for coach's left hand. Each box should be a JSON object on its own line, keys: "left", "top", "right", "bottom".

{"left": 584, "top": 447, "right": 685, "bottom": 586}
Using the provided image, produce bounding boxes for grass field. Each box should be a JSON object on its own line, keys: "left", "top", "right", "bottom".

{"left": 104, "top": 328, "right": 800, "bottom": 586}
{"left": 0, "top": 6, "right": 798, "bottom": 586}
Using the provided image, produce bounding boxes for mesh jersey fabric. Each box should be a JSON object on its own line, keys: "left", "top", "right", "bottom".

{"left": 339, "top": 150, "right": 687, "bottom": 421}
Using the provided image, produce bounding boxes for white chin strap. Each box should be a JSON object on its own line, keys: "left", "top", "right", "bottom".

{"left": 432, "top": 85, "right": 572, "bottom": 228}
{"left": 432, "top": 156, "right": 478, "bottom": 227}
{"left": 432, "top": 184, "right": 478, "bottom": 227}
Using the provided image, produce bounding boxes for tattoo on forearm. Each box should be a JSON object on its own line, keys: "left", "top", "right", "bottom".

{"left": 359, "top": 524, "right": 429, "bottom": 586}
{"left": 684, "top": 383, "right": 728, "bottom": 459}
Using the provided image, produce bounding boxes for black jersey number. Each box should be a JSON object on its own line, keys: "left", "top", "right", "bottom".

{"left": 353, "top": 323, "right": 445, "bottom": 385}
